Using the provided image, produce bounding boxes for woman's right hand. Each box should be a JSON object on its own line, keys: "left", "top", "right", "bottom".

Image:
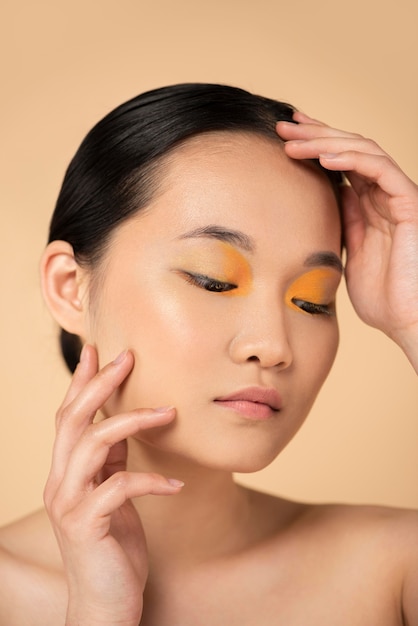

{"left": 43, "top": 345, "right": 183, "bottom": 626}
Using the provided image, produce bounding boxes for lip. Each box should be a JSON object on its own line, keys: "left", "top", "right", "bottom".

{"left": 214, "top": 386, "right": 282, "bottom": 420}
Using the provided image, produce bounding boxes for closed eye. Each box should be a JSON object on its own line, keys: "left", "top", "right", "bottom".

{"left": 183, "top": 272, "right": 237, "bottom": 293}
{"left": 291, "top": 298, "right": 334, "bottom": 316}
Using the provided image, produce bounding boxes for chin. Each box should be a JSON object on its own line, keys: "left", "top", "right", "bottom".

{"left": 219, "top": 451, "right": 283, "bottom": 474}
{"left": 191, "top": 440, "right": 289, "bottom": 475}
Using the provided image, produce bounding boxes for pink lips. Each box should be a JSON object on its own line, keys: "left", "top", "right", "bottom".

{"left": 214, "top": 387, "right": 282, "bottom": 420}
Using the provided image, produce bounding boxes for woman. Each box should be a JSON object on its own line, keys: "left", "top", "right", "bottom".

{"left": 0, "top": 83, "right": 417, "bottom": 625}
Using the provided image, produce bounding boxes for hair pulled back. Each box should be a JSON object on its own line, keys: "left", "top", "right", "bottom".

{"left": 48, "top": 83, "right": 341, "bottom": 373}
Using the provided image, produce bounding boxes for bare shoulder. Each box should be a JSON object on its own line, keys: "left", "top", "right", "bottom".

{"left": 352, "top": 504, "right": 418, "bottom": 625}
{"left": 237, "top": 491, "right": 418, "bottom": 624}
{"left": 300, "top": 502, "right": 418, "bottom": 622}
{"left": 309, "top": 499, "right": 418, "bottom": 533}
{"left": 0, "top": 509, "right": 66, "bottom": 625}
{"left": 298, "top": 501, "right": 418, "bottom": 562}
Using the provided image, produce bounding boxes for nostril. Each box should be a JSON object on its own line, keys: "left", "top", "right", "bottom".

{"left": 229, "top": 333, "right": 293, "bottom": 370}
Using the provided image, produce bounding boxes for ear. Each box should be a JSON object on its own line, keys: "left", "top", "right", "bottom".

{"left": 40, "top": 240, "right": 89, "bottom": 338}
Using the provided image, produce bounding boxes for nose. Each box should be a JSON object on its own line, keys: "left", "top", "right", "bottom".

{"left": 228, "top": 303, "right": 293, "bottom": 370}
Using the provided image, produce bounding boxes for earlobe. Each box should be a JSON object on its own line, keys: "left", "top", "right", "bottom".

{"left": 40, "top": 240, "right": 88, "bottom": 337}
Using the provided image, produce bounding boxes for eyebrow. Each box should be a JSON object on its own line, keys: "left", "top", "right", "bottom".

{"left": 177, "top": 225, "right": 254, "bottom": 252}
{"left": 304, "top": 251, "right": 343, "bottom": 273}
{"left": 177, "top": 224, "right": 343, "bottom": 272}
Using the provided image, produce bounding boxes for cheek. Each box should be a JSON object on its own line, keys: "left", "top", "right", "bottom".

{"left": 295, "top": 319, "right": 339, "bottom": 396}
{"left": 133, "top": 292, "right": 219, "bottom": 366}
{"left": 90, "top": 274, "right": 231, "bottom": 408}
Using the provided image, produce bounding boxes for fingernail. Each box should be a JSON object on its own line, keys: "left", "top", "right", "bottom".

{"left": 167, "top": 478, "right": 185, "bottom": 488}
{"left": 113, "top": 349, "right": 128, "bottom": 365}
{"left": 277, "top": 122, "right": 298, "bottom": 130}
{"left": 153, "top": 406, "right": 175, "bottom": 415}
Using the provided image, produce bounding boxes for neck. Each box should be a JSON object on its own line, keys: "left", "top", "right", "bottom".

{"left": 126, "top": 438, "right": 261, "bottom": 569}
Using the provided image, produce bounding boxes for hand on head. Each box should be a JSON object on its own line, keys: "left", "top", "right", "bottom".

{"left": 277, "top": 112, "right": 418, "bottom": 371}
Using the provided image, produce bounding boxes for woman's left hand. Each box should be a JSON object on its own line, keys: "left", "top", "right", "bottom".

{"left": 277, "top": 112, "right": 418, "bottom": 372}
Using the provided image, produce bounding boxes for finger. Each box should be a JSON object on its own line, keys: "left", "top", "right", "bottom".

{"left": 340, "top": 185, "right": 365, "bottom": 259}
{"left": 57, "top": 344, "right": 98, "bottom": 420}
{"left": 319, "top": 151, "right": 417, "bottom": 211}
{"left": 58, "top": 349, "right": 135, "bottom": 428}
{"left": 282, "top": 136, "right": 388, "bottom": 160}
{"left": 48, "top": 350, "right": 135, "bottom": 485}
{"left": 277, "top": 119, "right": 364, "bottom": 142}
{"left": 292, "top": 111, "right": 327, "bottom": 125}
{"left": 52, "top": 407, "right": 176, "bottom": 508}
{"left": 59, "top": 471, "right": 184, "bottom": 543}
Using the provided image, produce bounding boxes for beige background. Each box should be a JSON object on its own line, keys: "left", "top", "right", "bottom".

{"left": 1, "top": 0, "right": 417, "bottom": 527}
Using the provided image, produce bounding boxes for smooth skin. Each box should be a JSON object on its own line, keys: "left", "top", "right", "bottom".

{"left": 0, "top": 116, "right": 417, "bottom": 626}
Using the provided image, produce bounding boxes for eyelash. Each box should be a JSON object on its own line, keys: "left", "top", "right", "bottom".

{"left": 183, "top": 272, "right": 333, "bottom": 315}
{"left": 183, "top": 272, "right": 237, "bottom": 292}
{"left": 291, "top": 298, "right": 333, "bottom": 316}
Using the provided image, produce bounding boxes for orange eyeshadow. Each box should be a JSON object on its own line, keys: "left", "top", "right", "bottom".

{"left": 285, "top": 268, "right": 340, "bottom": 313}
{"left": 174, "top": 241, "right": 253, "bottom": 296}
{"left": 218, "top": 243, "right": 252, "bottom": 296}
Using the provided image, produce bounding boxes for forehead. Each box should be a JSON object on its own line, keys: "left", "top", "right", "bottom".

{"left": 109, "top": 131, "right": 341, "bottom": 271}
{"left": 142, "top": 132, "right": 341, "bottom": 246}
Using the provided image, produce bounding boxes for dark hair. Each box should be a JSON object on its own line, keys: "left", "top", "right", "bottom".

{"left": 48, "top": 83, "right": 342, "bottom": 373}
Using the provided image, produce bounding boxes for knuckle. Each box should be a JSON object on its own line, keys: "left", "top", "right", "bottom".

{"left": 50, "top": 499, "right": 88, "bottom": 540}
{"left": 380, "top": 153, "right": 392, "bottom": 165}
{"left": 80, "top": 422, "right": 102, "bottom": 446}
{"left": 109, "top": 470, "right": 129, "bottom": 490}
{"left": 54, "top": 407, "right": 63, "bottom": 421}
{"left": 43, "top": 477, "right": 61, "bottom": 514}
{"left": 43, "top": 485, "right": 53, "bottom": 510}
{"left": 59, "top": 509, "right": 83, "bottom": 539}
{"left": 146, "top": 472, "right": 163, "bottom": 483}
{"left": 373, "top": 154, "right": 391, "bottom": 175}
{"left": 44, "top": 483, "right": 77, "bottom": 526}
{"left": 107, "top": 470, "right": 164, "bottom": 492}
{"left": 47, "top": 495, "right": 65, "bottom": 523}
{"left": 145, "top": 472, "right": 168, "bottom": 490}
{"left": 56, "top": 404, "right": 74, "bottom": 427}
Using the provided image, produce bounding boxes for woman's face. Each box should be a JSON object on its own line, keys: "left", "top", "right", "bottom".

{"left": 86, "top": 132, "right": 342, "bottom": 472}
